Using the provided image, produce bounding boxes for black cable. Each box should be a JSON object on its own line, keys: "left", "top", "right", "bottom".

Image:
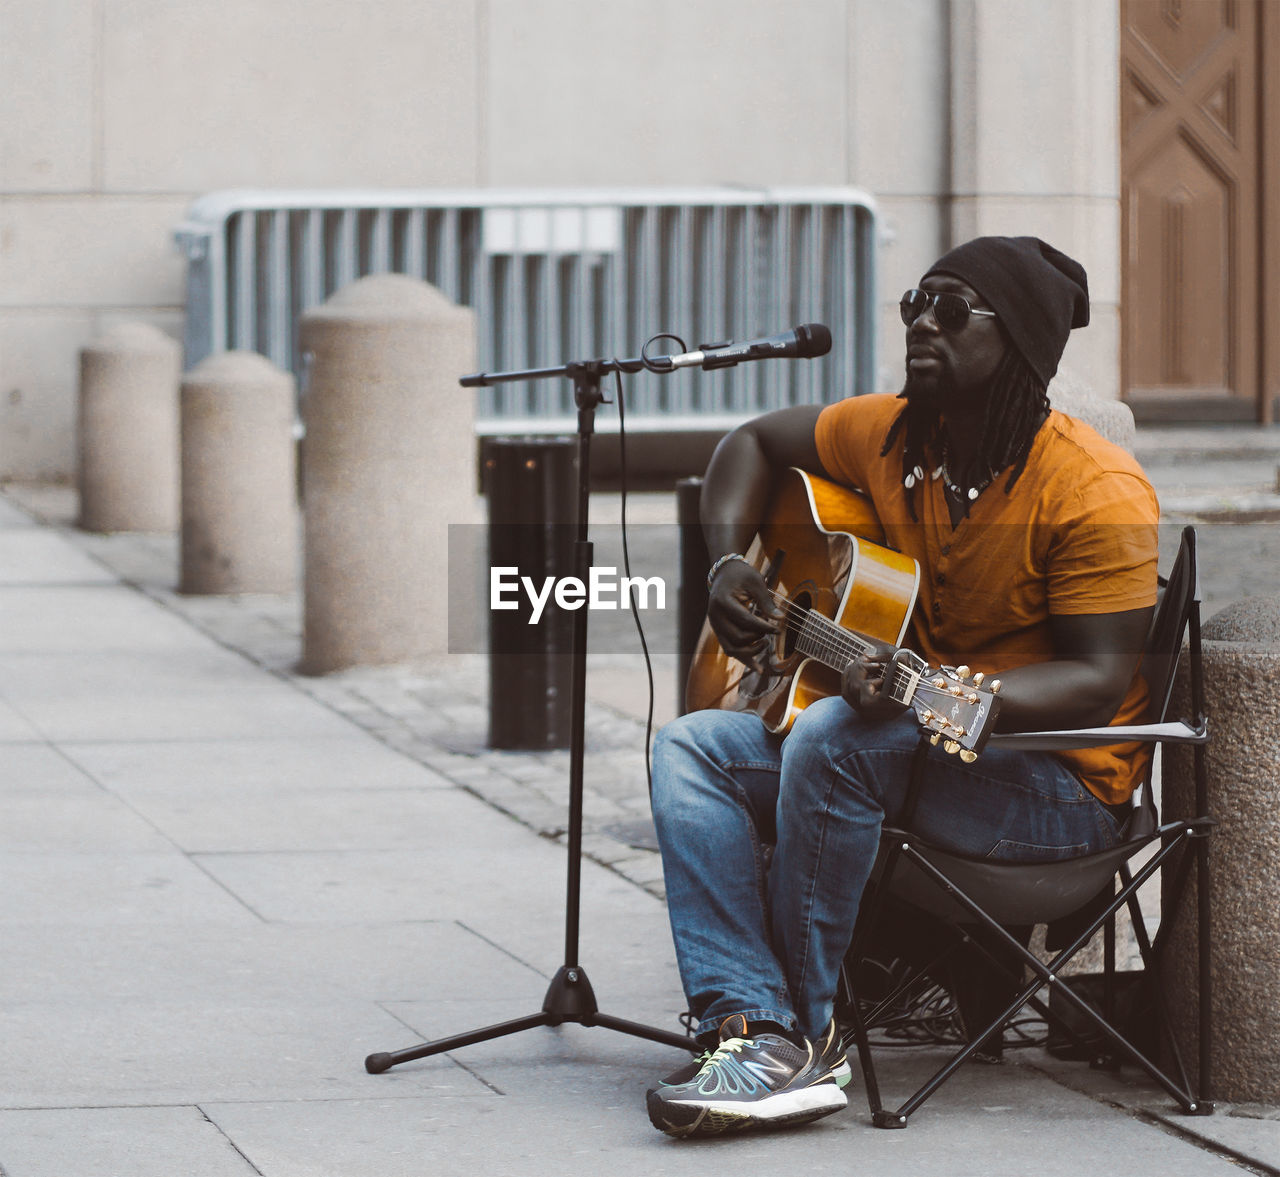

{"left": 640, "top": 332, "right": 688, "bottom": 373}
{"left": 612, "top": 362, "right": 657, "bottom": 797}
{"left": 856, "top": 957, "right": 1048, "bottom": 1051}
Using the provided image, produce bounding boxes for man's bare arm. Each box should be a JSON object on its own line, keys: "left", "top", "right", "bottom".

{"left": 699, "top": 406, "right": 830, "bottom": 669}
{"left": 988, "top": 607, "right": 1154, "bottom": 732}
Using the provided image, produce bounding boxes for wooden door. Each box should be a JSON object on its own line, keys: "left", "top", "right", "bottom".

{"left": 1121, "top": 0, "right": 1260, "bottom": 421}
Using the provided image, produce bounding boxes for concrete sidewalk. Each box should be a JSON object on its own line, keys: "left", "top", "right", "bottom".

{"left": 2, "top": 474, "right": 1279, "bottom": 1176}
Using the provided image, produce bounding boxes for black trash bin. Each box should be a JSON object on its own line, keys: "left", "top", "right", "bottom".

{"left": 483, "top": 436, "right": 578, "bottom": 749}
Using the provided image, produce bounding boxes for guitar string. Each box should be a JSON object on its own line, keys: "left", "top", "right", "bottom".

{"left": 755, "top": 586, "right": 978, "bottom": 716}
{"left": 761, "top": 586, "right": 878, "bottom": 667}
{"left": 757, "top": 587, "right": 918, "bottom": 699}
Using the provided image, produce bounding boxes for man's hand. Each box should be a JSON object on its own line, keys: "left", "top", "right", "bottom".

{"left": 707, "top": 559, "right": 784, "bottom": 674}
{"left": 841, "top": 639, "right": 908, "bottom": 720}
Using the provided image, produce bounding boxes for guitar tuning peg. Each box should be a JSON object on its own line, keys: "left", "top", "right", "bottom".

{"left": 929, "top": 732, "right": 942, "bottom": 746}
{"left": 956, "top": 665, "right": 970, "bottom": 680}
{"left": 952, "top": 725, "right": 967, "bottom": 737}
{"left": 990, "top": 679, "right": 1002, "bottom": 694}
{"left": 972, "top": 672, "right": 984, "bottom": 685}
{"left": 932, "top": 677, "right": 946, "bottom": 690}
{"left": 960, "top": 749, "right": 977, "bottom": 763}
{"left": 950, "top": 684, "right": 963, "bottom": 696}
{"left": 920, "top": 709, "right": 934, "bottom": 723}
{"left": 965, "top": 691, "right": 979, "bottom": 704}
{"left": 943, "top": 740, "right": 961, "bottom": 755}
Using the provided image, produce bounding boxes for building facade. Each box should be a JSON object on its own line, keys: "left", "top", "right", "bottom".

{"left": 0, "top": 0, "right": 1272, "bottom": 482}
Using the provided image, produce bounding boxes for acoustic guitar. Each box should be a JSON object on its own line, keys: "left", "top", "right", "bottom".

{"left": 685, "top": 467, "right": 1001, "bottom": 758}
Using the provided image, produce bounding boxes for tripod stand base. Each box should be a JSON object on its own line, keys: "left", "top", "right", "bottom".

{"left": 364, "top": 965, "right": 696, "bottom": 1074}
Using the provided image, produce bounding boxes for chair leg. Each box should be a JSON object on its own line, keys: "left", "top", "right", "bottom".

{"left": 1194, "top": 745, "right": 1214, "bottom": 1110}
{"left": 1143, "top": 835, "right": 1202, "bottom": 1101}
{"left": 1187, "top": 592, "right": 1215, "bottom": 1110}
{"left": 843, "top": 968, "right": 888, "bottom": 1123}
{"left": 858, "top": 837, "right": 1208, "bottom": 1123}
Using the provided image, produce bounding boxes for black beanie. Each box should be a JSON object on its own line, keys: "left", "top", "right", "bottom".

{"left": 923, "top": 236, "right": 1090, "bottom": 385}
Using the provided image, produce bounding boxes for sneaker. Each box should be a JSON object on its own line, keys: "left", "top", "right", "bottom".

{"left": 655, "top": 1048, "right": 712, "bottom": 1089}
{"left": 646, "top": 1016, "right": 848, "bottom": 1138}
{"left": 653, "top": 1013, "right": 743, "bottom": 1088}
{"left": 812, "top": 1018, "right": 853, "bottom": 1089}
{"left": 657, "top": 1017, "right": 850, "bottom": 1090}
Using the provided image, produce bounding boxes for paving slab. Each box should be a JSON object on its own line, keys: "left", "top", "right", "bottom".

{"left": 0, "top": 652, "right": 364, "bottom": 741}
{"left": 0, "top": 695, "right": 41, "bottom": 740}
{"left": 0, "top": 528, "right": 116, "bottom": 585}
{"left": 0, "top": 585, "right": 227, "bottom": 653}
{"left": 0, "top": 850, "right": 261, "bottom": 926}
{"left": 202, "top": 1052, "right": 1253, "bottom": 1177}
{"left": 189, "top": 840, "right": 651, "bottom": 933}
{"left": 0, "top": 921, "right": 546, "bottom": 1006}
{"left": 61, "top": 736, "right": 455, "bottom": 797}
{"left": 85, "top": 785, "right": 502, "bottom": 855}
{"left": 0, "top": 1106, "right": 257, "bottom": 1177}
{"left": 0, "top": 789, "right": 177, "bottom": 853}
{"left": 0, "top": 999, "right": 486, "bottom": 1109}
{"left": 1146, "top": 1106, "right": 1280, "bottom": 1173}
{"left": 3, "top": 740, "right": 116, "bottom": 794}
{"left": 1032, "top": 1051, "right": 1280, "bottom": 1170}
{"left": 0, "top": 495, "right": 36, "bottom": 527}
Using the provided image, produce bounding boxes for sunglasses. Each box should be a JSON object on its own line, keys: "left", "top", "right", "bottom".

{"left": 900, "top": 288, "right": 998, "bottom": 332}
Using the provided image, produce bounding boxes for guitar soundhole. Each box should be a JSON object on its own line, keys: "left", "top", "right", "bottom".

{"left": 781, "top": 591, "right": 812, "bottom": 659}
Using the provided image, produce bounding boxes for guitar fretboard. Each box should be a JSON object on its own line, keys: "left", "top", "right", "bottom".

{"left": 781, "top": 596, "right": 927, "bottom": 708}
{"left": 793, "top": 608, "right": 874, "bottom": 669}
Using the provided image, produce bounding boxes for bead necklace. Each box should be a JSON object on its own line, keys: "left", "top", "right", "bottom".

{"left": 901, "top": 447, "right": 994, "bottom": 503}
{"left": 939, "top": 445, "right": 992, "bottom": 503}
{"left": 902, "top": 463, "right": 942, "bottom": 491}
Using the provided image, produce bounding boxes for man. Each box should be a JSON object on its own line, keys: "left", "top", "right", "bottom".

{"left": 646, "top": 236, "right": 1159, "bottom": 1138}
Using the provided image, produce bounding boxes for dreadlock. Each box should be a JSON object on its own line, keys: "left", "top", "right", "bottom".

{"left": 880, "top": 347, "right": 1050, "bottom": 520}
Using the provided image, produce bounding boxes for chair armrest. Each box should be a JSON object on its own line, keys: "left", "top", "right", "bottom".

{"left": 987, "top": 718, "right": 1208, "bottom": 752}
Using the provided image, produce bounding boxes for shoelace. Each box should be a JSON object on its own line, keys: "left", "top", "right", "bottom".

{"left": 701, "top": 1037, "right": 753, "bottom": 1070}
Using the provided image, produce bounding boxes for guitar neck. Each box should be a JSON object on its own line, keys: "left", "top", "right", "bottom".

{"left": 794, "top": 612, "right": 922, "bottom": 705}
{"left": 786, "top": 600, "right": 997, "bottom": 752}
{"left": 790, "top": 608, "right": 880, "bottom": 671}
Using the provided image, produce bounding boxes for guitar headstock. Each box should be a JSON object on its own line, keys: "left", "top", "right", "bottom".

{"left": 886, "top": 652, "right": 1002, "bottom": 761}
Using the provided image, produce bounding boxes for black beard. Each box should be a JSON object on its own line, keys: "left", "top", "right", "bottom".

{"left": 901, "top": 365, "right": 956, "bottom": 407}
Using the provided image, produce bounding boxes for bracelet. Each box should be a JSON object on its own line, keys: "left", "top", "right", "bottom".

{"left": 706, "top": 552, "right": 750, "bottom": 590}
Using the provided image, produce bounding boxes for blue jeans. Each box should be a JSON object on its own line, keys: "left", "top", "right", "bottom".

{"left": 650, "top": 696, "right": 1123, "bottom": 1042}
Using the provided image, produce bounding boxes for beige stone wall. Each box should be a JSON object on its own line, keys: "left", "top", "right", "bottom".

{"left": 866, "top": 0, "right": 1121, "bottom": 399}
{"left": 0, "top": 0, "right": 484, "bottom": 481}
{"left": 948, "top": 0, "right": 1121, "bottom": 400}
{"left": 0, "top": 0, "right": 1122, "bottom": 481}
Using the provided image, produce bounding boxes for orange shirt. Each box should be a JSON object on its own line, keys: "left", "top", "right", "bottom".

{"left": 815, "top": 394, "right": 1159, "bottom": 804}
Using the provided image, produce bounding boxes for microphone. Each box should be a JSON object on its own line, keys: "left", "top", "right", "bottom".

{"left": 653, "top": 323, "right": 832, "bottom": 372}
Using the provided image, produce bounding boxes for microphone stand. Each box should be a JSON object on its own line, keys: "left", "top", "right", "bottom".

{"left": 364, "top": 353, "right": 697, "bottom": 1074}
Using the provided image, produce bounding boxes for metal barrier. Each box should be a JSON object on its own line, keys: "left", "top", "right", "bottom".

{"left": 174, "top": 188, "right": 877, "bottom": 433}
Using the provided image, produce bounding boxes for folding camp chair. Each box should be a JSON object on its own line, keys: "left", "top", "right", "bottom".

{"left": 836, "top": 524, "right": 1214, "bottom": 1128}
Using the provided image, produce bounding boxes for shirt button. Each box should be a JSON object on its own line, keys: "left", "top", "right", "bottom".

{"left": 932, "top": 601, "right": 941, "bottom": 615}
{"left": 937, "top": 573, "right": 947, "bottom": 585}
{"left": 940, "top": 544, "right": 951, "bottom": 555}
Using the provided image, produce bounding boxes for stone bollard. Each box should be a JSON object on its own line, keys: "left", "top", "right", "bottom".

{"left": 179, "top": 352, "right": 299, "bottom": 595}
{"left": 298, "top": 274, "right": 476, "bottom": 673}
{"left": 77, "top": 322, "right": 181, "bottom": 532}
{"left": 1047, "top": 367, "right": 1136, "bottom": 454}
{"left": 1163, "top": 595, "right": 1280, "bottom": 1102}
